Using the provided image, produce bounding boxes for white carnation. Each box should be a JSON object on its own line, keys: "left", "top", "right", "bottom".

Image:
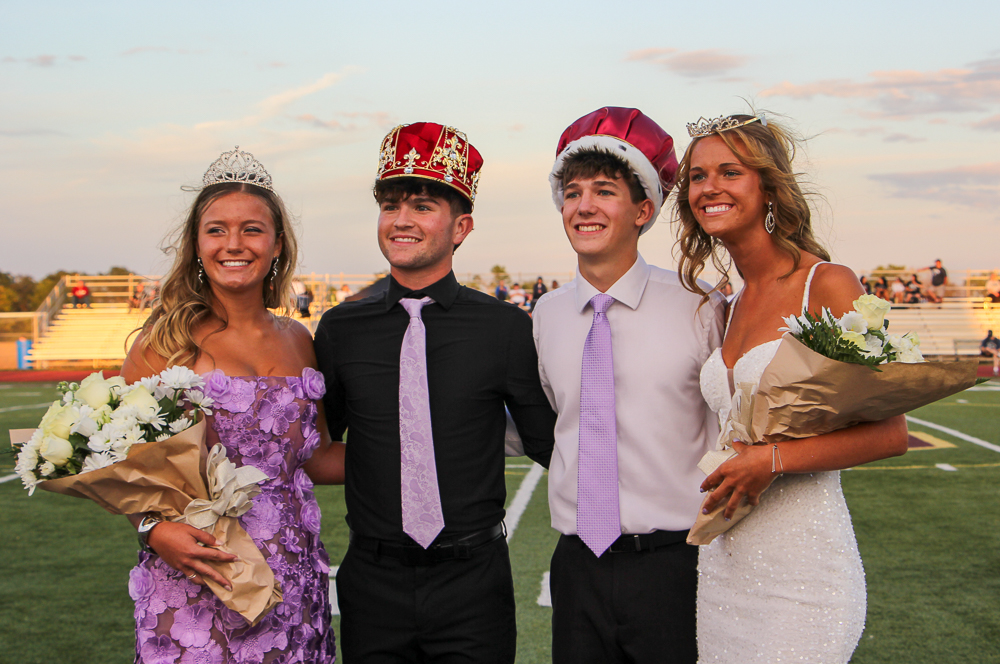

{"left": 81, "top": 452, "right": 115, "bottom": 473}
{"left": 168, "top": 416, "right": 192, "bottom": 434}
{"left": 39, "top": 461, "right": 56, "bottom": 476}
{"left": 155, "top": 432, "right": 172, "bottom": 442}
{"left": 87, "top": 431, "right": 112, "bottom": 452}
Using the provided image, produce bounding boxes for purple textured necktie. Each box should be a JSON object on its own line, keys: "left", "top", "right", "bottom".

{"left": 399, "top": 296, "right": 445, "bottom": 548}
{"left": 577, "top": 293, "right": 620, "bottom": 556}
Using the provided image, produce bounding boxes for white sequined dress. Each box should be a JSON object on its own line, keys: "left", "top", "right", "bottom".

{"left": 696, "top": 263, "right": 867, "bottom": 663}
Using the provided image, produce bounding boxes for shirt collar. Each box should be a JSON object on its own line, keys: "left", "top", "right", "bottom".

{"left": 573, "top": 253, "right": 650, "bottom": 313}
{"left": 386, "top": 271, "right": 461, "bottom": 311}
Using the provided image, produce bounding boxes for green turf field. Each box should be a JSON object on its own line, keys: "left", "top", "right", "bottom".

{"left": 1, "top": 380, "right": 998, "bottom": 663}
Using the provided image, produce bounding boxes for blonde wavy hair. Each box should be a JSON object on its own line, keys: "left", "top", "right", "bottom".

{"left": 673, "top": 113, "right": 829, "bottom": 301}
{"left": 139, "top": 182, "right": 298, "bottom": 367}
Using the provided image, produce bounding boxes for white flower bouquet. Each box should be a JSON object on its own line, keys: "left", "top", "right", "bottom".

{"left": 10, "top": 367, "right": 281, "bottom": 626}
{"left": 13, "top": 367, "right": 213, "bottom": 492}
{"left": 688, "top": 295, "right": 983, "bottom": 545}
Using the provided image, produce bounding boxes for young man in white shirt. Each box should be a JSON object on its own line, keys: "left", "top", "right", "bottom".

{"left": 532, "top": 107, "right": 725, "bottom": 663}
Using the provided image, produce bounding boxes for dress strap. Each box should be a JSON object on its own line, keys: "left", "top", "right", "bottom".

{"left": 725, "top": 292, "right": 740, "bottom": 335}
{"left": 801, "top": 261, "right": 830, "bottom": 314}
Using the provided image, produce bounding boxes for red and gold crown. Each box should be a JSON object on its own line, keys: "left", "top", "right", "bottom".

{"left": 375, "top": 122, "right": 483, "bottom": 206}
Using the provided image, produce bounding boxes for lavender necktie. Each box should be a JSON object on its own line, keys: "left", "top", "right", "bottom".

{"left": 399, "top": 296, "right": 445, "bottom": 548}
{"left": 577, "top": 293, "right": 620, "bottom": 556}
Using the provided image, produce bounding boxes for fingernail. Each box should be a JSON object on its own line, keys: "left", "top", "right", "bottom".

{"left": 702, "top": 508, "right": 709, "bottom": 514}
{"left": 724, "top": 517, "right": 731, "bottom": 522}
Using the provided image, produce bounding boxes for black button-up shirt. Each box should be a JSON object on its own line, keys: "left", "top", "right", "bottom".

{"left": 314, "top": 272, "right": 556, "bottom": 542}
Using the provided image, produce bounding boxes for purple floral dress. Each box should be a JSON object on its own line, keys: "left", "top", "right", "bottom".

{"left": 129, "top": 368, "right": 335, "bottom": 664}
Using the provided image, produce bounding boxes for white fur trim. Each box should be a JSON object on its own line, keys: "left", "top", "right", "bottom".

{"left": 549, "top": 134, "right": 664, "bottom": 235}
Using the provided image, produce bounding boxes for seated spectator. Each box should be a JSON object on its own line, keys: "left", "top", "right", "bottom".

{"left": 550, "top": 279, "right": 560, "bottom": 291}
{"left": 72, "top": 280, "right": 91, "bottom": 308}
{"left": 859, "top": 275, "right": 872, "bottom": 295}
{"left": 873, "top": 276, "right": 890, "bottom": 301}
{"left": 297, "top": 286, "right": 314, "bottom": 318}
{"left": 335, "top": 283, "right": 353, "bottom": 304}
{"left": 981, "top": 330, "right": 1000, "bottom": 376}
{"left": 509, "top": 282, "right": 526, "bottom": 307}
{"left": 904, "top": 274, "right": 923, "bottom": 304}
{"left": 891, "top": 276, "right": 906, "bottom": 304}
{"left": 986, "top": 271, "right": 1000, "bottom": 304}
{"left": 129, "top": 283, "right": 145, "bottom": 311}
{"left": 494, "top": 279, "right": 508, "bottom": 301}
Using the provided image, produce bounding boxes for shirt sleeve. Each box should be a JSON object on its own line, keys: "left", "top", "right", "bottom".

{"left": 504, "top": 308, "right": 556, "bottom": 468}
{"left": 314, "top": 319, "right": 348, "bottom": 442}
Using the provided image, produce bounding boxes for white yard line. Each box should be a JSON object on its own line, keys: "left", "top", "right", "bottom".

{"left": 906, "top": 415, "right": 1000, "bottom": 454}
{"left": 537, "top": 571, "right": 552, "bottom": 607}
{"left": 505, "top": 463, "right": 545, "bottom": 544}
{"left": 0, "top": 473, "right": 19, "bottom": 484}
{"left": 0, "top": 402, "right": 51, "bottom": 413}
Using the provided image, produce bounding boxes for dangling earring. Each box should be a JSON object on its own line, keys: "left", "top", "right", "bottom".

{"left": 270, "top": 258, "right": 279, "bottom": 290}
{"left": 197, "top": 257, "right": 206, "bottom": 283}
{"left": 764, "top": 201, "right": 776, "bottom": 234}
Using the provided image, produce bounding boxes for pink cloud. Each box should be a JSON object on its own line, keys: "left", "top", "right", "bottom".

{"left": 761, "top": 58, "right": 1000, "bottom": 118}
{"left": 121, "top": 47, "right": 171, "bottom": 56}
{"left": 26, "top": 55, "right": 56, "bottom": 67}
{"left": 972, "top": 114, "right": 1000, "bottom": 131}
{"left": 869, "top": 162, "right": 1000, "bottom": 208}
{"left": 626, "top": 48, "right": 748, "bottom": 78}
{"left": 295, "top": 111, "right": 395, "bottom": 131}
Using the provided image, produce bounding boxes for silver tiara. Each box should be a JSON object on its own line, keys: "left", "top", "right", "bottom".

{"left": 686, "top": 114, "right": 766, "bottom": 138}
{"left": 191, "top": 146, "right": 274, "bottom": 192}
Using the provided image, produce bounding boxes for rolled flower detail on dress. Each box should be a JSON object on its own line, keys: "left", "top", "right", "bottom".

{"left": 9, "top": 367, "right": 282, "bottom": 626}
{"left": 688, "top": 297, "right": 985, "bottom": 545}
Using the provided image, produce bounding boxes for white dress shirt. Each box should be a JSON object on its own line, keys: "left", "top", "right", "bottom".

{"left": 532, "top": 254, "right": 725, "bottom": 534}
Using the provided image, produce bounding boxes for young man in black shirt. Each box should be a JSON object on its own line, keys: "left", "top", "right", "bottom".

{"left": 314, "top": 122, "right": 556, "bottom": 663}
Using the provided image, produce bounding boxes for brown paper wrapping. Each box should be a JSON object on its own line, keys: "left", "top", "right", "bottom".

{"left": 16, "top": 420, "right": 281, "bottom": 625}
{"left": 688, "top": 334, "right": 982, "bottom": 545}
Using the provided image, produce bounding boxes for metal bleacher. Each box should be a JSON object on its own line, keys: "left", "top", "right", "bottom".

{"left": 888, "top": 300, "right": 1000, "bottom": 358}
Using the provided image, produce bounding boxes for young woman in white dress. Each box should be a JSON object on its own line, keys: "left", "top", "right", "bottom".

{"left": 673, "top": 114, "right": 909, "bottom": 663}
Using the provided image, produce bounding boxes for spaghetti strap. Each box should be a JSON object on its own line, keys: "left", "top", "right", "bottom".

{"left": 801, "top": 261, "right": 830, "bottom": 314}
{"left": 724, "top": 292, "right": 740, "bottom": 337}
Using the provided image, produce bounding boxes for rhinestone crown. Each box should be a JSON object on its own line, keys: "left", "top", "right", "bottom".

{"left": 686, "top": 114, "right": 766, "bottom": 138}
{"left": 199, "top": 146, "right": 274, "bottom": 191}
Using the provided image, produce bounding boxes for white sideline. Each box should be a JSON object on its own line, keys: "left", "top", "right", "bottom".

{"left": 0, "top": 473, "right": 19, "bottom": 484}
{"left": 505, "top": 463, "right": 545, "bottom": 544}
{"left": 906, "top": 415, "right": 1000, "bottom": 454}
{"left": 0, "top": 402, "right": 51, "bottom": 413}
{"left": 329, "top": 462, "right": 546, "bottom": 615}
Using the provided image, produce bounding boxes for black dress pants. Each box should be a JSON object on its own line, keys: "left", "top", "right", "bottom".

{"left": 336, "top": 537, "right": 516, "bottom": 663}
{"left": 550, "top": 534, "right": 698, "bottom": 664}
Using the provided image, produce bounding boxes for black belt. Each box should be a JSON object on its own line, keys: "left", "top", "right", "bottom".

{"left": 349, "top": 523, "right": 505, "bottom": 566}
{"left": 570, "top": 529, "right": 689, "bottom": 553}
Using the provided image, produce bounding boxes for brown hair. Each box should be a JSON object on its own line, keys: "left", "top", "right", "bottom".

{"left": 139, "top": 182, "right": 298, "bottom": 367}
{"left": 373, "top": 177, "right": 473, "bottom": 216}
{"left": 553, "top": 147, "right": 647, "bottom": 204}
{"left": 673, "top": 114, "right": 829, "bottom": 300}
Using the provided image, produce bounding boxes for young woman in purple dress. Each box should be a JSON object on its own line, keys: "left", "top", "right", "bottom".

{"left": 121, "top": 147, "right": 345, "bottom": 664}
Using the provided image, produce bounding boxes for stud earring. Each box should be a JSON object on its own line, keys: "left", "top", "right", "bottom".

{"left": 764, "top": 201, "right": 775, "bottom": 234}
{"left": 197, "top": 257, "right": 205, "bottom": 283}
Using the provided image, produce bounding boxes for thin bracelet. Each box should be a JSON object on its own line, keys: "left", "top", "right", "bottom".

{"left": 771, "top": 444, "right": 784, "bottom": 474}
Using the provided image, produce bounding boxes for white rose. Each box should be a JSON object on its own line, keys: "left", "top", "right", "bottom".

{"left": 39, "top": 434, "right": 74, "bottom": 466}
{"left": 75, "top": 372, "right": 114, "bottom": 409}
{"left": 886, "top": 333, "right": 912, "bottom": 354}
{"left": 121, "top": 385, "right": 160, "bottom": 417}
{"left": 841, "top": 331, "right": 867, "bottom": 350}
{"left": 107, "top": 376, "right": 127, "bottom": 391}
{"left": 39, "top": 402, "right": 79, "bottom": 440}
{"left": 854, "top": 294, "right": 891, "bottom": 331}
{"left": 839, "top": 312, "right": 868, "bottom": 334}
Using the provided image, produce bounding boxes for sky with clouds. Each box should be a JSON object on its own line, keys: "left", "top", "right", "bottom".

{"left": 2, "top": 0, "right": 998, "bottom": 282}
